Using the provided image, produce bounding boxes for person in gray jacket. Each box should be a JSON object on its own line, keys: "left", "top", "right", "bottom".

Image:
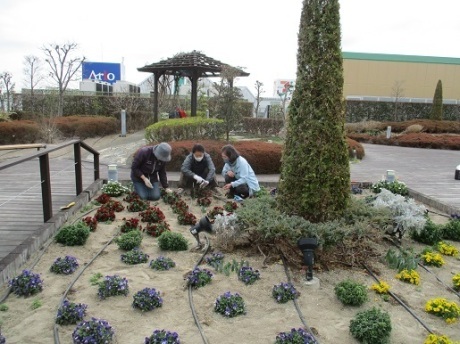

{"left": 179, "top": 143, "right": 217, "bottom": 190}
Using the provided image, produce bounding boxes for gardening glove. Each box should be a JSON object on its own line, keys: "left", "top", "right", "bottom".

{"left": 200, "top": 180, "right": 209, "bottom": 188}
{"left": 193, "top": 175, "right": 205, "bottom": 184}
{"left": 165, "top": 188, "right": 173, "bottom": 194}
{"left": 144, "top": 178, "right": 153, "bottom": 189}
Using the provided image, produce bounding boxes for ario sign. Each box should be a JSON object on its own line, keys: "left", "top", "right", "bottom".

{"left": 82, "top": 62, "right": 121, "bottom": 84}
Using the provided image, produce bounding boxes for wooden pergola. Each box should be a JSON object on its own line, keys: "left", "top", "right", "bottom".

{"left": 137, "top": 50, "right": 249, "bottom": 122}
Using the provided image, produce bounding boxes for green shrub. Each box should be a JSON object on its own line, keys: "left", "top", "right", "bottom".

{"left": 385, "top": 248, "right": 419, "bottom": 271}
{"left": 53, "top": 115, "right": 118, "bottom": 139}
{"left": 157, "top": 231, "right": 188, "bottom": 251}
{"left": 349, "top": 307, "right": 392, "bottom": 344}
{"left": 442, "top": 219, "right": 460, "bottom": 241}
{"left": 55, "top": 222, "right": 90, "bottom": 246}
{"left": 334, "top": 280, "right": 368, "bottom": 306}
{"left": 410, "top": 218, "right": 443, "bottom": 245}
{"left": 116, "top": 230, "right": 143, "bottom": 251}
{"left": 145, "top": 117, "right": 225, "bottom": 143}
{"left": 241, "top": 118, "right": 284, "bottom": 136}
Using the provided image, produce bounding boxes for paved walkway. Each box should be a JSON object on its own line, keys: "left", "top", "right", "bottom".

{"left": 1, "top": 132, "right": 460, "bottom": 285}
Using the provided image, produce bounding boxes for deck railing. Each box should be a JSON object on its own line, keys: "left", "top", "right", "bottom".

{"left": 0, "top": 140, "right": 100, "bottom": 222}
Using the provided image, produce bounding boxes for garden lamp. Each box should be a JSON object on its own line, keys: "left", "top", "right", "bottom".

{"left": 297, "top": 238, "right": 318, "bottom": 281}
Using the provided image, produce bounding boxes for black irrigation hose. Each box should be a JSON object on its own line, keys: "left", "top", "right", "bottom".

{"left": 53, "top": 228, "right": 120, "bottom": 344}
{"left": 281, "top": 255, "right": 320, "bottom": 344}
{"left": 385, "top": 237, "right": 460, "bottom": 299}
{"left": 0, "top": 206, "right": 101, "bottom": 305}
{"left": 188, "top": 234, "right": 211, "bottom": 344}
{"left": 362, "top": 264, "right": 433, "bottom": 334}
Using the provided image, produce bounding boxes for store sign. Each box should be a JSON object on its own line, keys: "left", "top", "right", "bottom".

{"left": 82, "top": 62, "right": 121, "bottom": 84}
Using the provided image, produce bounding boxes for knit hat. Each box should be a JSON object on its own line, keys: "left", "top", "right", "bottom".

{"left": 153, "top": 142, "right": 172, "bottom": 162}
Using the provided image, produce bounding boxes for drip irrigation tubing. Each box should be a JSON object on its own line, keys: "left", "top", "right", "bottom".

{"left": 281, "top": 255, "right": 320, "bottom": 343}
{"left": 188, "top": 234, "right": 211, "bottom": 344}
{"left": 384, "top": 237, "right": 460, "bottom": 299}
{"left": 362, "top": 263, "right": 433, "bottom": 334}
{"left": 0, "top": 206, "right": 100, "bottom": 305}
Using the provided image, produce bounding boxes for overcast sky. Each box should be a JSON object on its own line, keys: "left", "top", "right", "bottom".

{"left": 1, "top": 0, "right": 460, "bottom": 95}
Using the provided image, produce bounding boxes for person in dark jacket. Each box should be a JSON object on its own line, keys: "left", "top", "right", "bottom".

{"left": 179, "top": 143, "right": 217, "bottom": 190}
{"left": 131, "top": 142, "right": 173, "bottom": 200}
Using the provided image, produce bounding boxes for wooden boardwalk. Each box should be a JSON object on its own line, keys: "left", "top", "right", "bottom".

{"left": 0, "top": 158, "right": 98, "bottom": 283}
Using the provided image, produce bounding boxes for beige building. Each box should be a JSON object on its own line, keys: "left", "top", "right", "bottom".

{"left": 343, "top": 52, "right": 460, "bottom": 101}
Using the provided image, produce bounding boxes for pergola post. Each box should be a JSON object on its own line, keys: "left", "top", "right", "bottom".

{"left": 190, "top": 71, "right": 198, "bottom": 117}
{"left": 153, "top": 72, "right": 160, "bottom": 123}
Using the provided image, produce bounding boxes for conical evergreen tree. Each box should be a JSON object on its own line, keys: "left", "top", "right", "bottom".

{"left": 430, "top": 80, "right": 443, "bottom": 120}
{"left": 277, "top": 0, "right": 349, "bottom": 223}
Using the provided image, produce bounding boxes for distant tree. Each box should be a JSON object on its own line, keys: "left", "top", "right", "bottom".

{"left": 23, "top": 55, "right": 46, "bottom": 113}
{"left": 391, "top": 80, "right": 405, "bottom": 121}
{"left": 42, "top": 42, "right": 85, "bottom": 116}
{"left": 254, "top": 80, "right": 264, "bottom": 117}
{"left": 212, "top": 66, "right": 245, "bottom": 141}
{"left": 0, "top": 72, "right": 16, "bottom": 112}
{"left": 277, "top": 0, "right": 350, "bottom": 223}
{"left": 430, "top": 79, "right": 443, "bottom": 121}
{"left": 277, "top": 81, "right": 294, "bottom": 121}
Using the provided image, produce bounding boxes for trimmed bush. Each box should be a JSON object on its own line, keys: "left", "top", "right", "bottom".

{"left": 0, "top": 120, "right": 41, "bottom": 144}
{"left": 52, "top": 115, "right": 118, "bottom": 139}
{"left": 335, "top": 280, "right": 368, "bottom": 306}
{"left": 116, "top": 230, "right": 143, "bottom": 251}
{"left": 349, "top": 307, "right": 392, "bottom": 344}
{"left": 241, "top": 118, "right": 284, "bottom": 136}
{"left": 145, "top": 117, "right": 225, "bottom": 142}
{"left": 158, "top": 231, "right": 188, "bottom": 251}
{"left": 55, "top": 222, "right": 91, "bottom": 246}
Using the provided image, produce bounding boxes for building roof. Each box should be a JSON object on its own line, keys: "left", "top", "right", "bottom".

{"left": 343, "top": 52, "right": 460, "bottom": 65}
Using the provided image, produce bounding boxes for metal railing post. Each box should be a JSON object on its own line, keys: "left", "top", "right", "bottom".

{"left": 94, "top": 153, "right": 100, "bottom": 180}
{"left": 74, "top": 142, "right": 83, "bottom": 195}
{"left": 39, "top": 154, "right": 52, "bottom": 222}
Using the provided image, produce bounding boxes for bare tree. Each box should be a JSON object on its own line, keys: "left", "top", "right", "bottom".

{"left": 391, "top": 80, "right": 405, "bottom": 121}
{"left": 42, "top": 42, "right": 85, "bottom": 116}
{"left": 23, "top": 55, "right": 46, "bottom": 113}
{"left": 0, "top": 72, "right": 16, "bottom": 112}
{"left": 254, "top": 80, "right": 264, "bottom": 117}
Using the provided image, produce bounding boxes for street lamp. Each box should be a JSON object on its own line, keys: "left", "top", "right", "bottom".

{"left": 297, "top": 237, "right": 318, "bottom": 281}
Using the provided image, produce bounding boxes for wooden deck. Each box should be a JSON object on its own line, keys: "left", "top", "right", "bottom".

{"left": 0, "top": 158, "right": 100, "bottom": 284}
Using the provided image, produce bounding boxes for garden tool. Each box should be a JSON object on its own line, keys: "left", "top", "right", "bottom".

{"left": 189, "top": 215, "right": 214, "bottom": 249}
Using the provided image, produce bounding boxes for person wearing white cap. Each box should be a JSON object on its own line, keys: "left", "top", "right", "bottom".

{"left": 131, "top": 142, "right": 173, "bottom": 200}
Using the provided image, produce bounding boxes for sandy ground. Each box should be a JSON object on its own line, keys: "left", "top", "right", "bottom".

{"left": 0, "top": 191, "right": 459, "bottom": 344}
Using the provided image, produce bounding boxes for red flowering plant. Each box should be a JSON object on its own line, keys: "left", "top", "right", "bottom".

{"left": 208, "top": 206, "right": 224, "bottom": 221}
{"left": 104, "top": 200, "right": 125, "bottom": 212}
{"left": 120, "top": 217, "right": 141, "bottom": 233}
{"left": 139, "top": 207, "right": 166, "bottom": 223}
{"left": 95, "top": 206, "right": 116, "bottom": 222}
{"left": 127, "top": 199, "right": 149, "bottom": 212}
{"left": 193, "top": 187, "right": 212, "bottom": 199}
{"left": 178, "top": 212, "right": 197, "bottom": 225}
{"left": 224, "top": 201, "right": 238, "bottom": 213}
{"left": 144, "top": 221, "right": 171, "bottom": 237}
{"left": 123, "top": 191, "right": 140, "bottom": 203}
{"left": 197, "top": 197, "right": 212, "bottom": 207}
{"left": 82, "top": 216, "right": 98, "bottom": 232}
{"left": 95, "top": 193, "right": 111, "bottom": 204}
{"left": 161, "top": 189, "right": 180, "bottom": 205}
{"left": 172, "top": 199, "right": 189, "bottom": 214}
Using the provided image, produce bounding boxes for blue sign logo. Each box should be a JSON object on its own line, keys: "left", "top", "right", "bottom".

{"left": 82, "top": 62, "right": 121, "bottom": 84}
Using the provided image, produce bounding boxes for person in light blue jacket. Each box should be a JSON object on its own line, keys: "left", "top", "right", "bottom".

{"left": 221, "top": 144, "right": 260, "bottom": 199}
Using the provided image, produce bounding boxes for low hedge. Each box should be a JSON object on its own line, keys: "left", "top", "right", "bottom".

{"left": 348, "top": 132, "right": 460, "bottom": 150}
{"left": 145, "top": 117, "right": 225, "bottom": 143}
{"left": 241, "top": 118, "right": 284, "bottom": 136}
{"left": 0, "top": 120, "right": 41, "bottom": 144}
{"left": 137, "top": 138, "right": 364, "bottom": 174}
{"left": 346, "top": 119, "right": 460, "bottom": 134}
{"left": 53, "top": 115, "right": 118, "bottom": 139}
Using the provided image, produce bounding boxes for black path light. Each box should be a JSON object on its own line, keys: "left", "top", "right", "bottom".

{"left": 297, "top": 238, "right": 318, "bottom": 281}
{"left": 189, "top": 215, "right": 214, "bottom": 249}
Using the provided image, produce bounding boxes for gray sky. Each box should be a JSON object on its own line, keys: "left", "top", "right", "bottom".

{"left": 1, "top": 0, "right": 460, "bottom": 95}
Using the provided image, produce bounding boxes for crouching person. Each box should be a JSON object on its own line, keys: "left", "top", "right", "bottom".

{"left": 221, "top": 144, "right": 260, "bottom": 199}
{"left": 179, "top": 143, "right": 217, "bottom": 191}
{"left": 130, "top": 142, "right": 173, "bottom": 200}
